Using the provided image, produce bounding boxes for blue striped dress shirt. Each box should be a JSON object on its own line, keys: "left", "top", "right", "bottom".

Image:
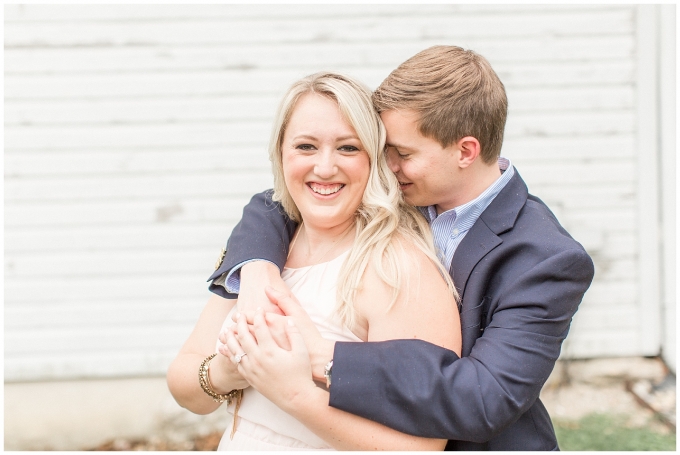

{"left": 420, "top": 157, "right": 514, "bottom": 272}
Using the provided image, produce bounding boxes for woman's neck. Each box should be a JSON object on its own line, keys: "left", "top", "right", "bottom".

{"left": 288, "top": 218, "right": 355, "bottom": 267}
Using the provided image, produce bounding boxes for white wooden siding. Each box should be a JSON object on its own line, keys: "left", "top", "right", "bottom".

{"left": 4, "top": 4, "right": 659, "bottom": 381}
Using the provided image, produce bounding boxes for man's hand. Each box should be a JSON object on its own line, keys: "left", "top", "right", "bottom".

{"left": 230, "top": 286, "right": 336, "bottom": 382}
{"left": 265, "top": 286, "right": 335, "bottom": 382}
{"left": 221, "top": 313, "right": 291, "bottom": 351}
{"left": 237, "top": 261, "right": 287, "bottom": 315}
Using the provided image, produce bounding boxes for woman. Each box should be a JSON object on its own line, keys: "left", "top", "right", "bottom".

{"left": 167, "top": 72, "right": 462, "bottom": 450}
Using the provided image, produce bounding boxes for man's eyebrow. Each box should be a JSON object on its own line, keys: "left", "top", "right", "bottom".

{"left": 386, "top": 142, "right": 414, "bottom": 151}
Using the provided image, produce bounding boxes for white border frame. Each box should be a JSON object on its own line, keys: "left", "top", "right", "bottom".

{"left": 659, "top": 5, "right": 676, "bottom": 371}
{"left": 636, "top": 5, "right": 662, "bottom": 356}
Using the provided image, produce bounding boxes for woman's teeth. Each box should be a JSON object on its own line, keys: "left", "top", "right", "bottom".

{"left": 310, "top": 183, "right": 344, "bottom": 195}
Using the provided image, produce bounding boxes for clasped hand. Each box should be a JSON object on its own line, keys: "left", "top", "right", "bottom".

{"left": 218, "top": 288, "right": 332, "bottom": 410}
{"left": 218, "top": 307, "right": 316, "bottom": 413}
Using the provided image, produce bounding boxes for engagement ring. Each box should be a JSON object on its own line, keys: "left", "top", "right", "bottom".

{"left": 234, "top": 353, "right": 247, "bottom": 364}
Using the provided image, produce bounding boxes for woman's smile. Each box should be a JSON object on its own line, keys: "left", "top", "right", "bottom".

{"left": 308, "top": 182, "right": 345, "bottom": 197}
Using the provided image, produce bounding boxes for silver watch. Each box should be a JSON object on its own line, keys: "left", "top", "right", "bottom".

{"left": 323, "top": 359, "right": 333, "bottom": 388}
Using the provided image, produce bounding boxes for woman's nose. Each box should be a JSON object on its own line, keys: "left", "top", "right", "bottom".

{"left": 314, "top": 150, "right": 338, "bottom": 178}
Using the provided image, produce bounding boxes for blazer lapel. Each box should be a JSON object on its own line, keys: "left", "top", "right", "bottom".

{"left": 450, "top": 170, "right": 529, "bottom": 299}
{"left": 450, "top": 222, "right": 502, "bottom": 301}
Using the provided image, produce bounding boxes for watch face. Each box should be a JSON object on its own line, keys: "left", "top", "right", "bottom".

{"left": 324, "top": 360, "right": 333, "bottom": 387}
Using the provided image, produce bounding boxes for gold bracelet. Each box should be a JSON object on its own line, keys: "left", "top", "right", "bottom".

{"left": 199, "top": 353, "right": 241, "bottom": 404}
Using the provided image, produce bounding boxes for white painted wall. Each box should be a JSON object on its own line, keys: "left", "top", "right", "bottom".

{"left": 4, "top": 4, "right": 673, "bottom": 382}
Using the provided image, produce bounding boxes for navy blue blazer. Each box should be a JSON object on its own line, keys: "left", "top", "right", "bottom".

{"left": 208, "top": 170, "right": 595, "bottom": 451}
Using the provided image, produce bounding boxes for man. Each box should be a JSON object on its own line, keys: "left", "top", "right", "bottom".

{"left": 208, "top": 46, "right": 594, "bottom": 450}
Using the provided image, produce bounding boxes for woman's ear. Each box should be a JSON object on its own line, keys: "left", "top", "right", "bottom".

{"left": 456, "top": 136, "right": 481, "bottom": 168}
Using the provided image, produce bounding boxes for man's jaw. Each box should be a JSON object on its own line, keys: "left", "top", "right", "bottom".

{"left": 396, "top": 179, "right": 420, "bottom": 207}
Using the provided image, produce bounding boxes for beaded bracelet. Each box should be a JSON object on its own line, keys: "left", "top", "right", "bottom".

{"left": 199, "top": 353, "right": 241, "bottom": 404}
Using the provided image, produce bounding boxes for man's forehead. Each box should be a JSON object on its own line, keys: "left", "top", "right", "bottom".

{"left": 381, "top": 109, "right": 422, "bottom": 147}
{"left": 380, "top": 110, "right": 420, "bottom": 139}
{"left": 380, "top": 108, "right": 420, "bottom": 122}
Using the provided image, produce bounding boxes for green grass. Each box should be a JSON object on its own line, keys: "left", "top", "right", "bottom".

{"left": 553, "top": 413, "right": 676, "bottom": 451}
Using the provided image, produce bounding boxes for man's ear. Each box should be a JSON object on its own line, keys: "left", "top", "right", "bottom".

{"left": 456, "top": 136, "right": 481, "bottom": 168}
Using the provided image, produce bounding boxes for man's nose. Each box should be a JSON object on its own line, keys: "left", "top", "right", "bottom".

{"left": 386, "top": 148, "right": 400, "bottom": 173}
{"left": 314, "top": 150, "right": 338, "bottom": 178}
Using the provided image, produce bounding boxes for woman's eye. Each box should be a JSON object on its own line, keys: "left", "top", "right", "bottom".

{"left": 339, "top": 145, "right": 359, "bottom": 152}
{"left": 296, "top": 144, "right": 315, "bottom": 151}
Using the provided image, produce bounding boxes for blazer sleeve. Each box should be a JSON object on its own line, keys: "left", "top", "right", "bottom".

{"left": 329, "top": 248, "right": 594, "bottom": 443}
{"left": 207, "top": 190, "right": 297, "bottom": 299}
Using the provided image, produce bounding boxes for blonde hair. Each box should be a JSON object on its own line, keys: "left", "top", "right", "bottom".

{"left": 269, "top": 72, "right": 457, "bottom": 328}
{"left": 373, "top": 45, "right": 508, "bottom": 164}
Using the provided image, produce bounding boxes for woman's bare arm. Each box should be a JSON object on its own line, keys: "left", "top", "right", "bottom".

{"left": 166, "top": 294, "right": 247, "bottom": 415}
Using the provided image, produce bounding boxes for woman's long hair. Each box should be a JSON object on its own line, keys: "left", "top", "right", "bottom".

{"left": 268, "top": 72, "right": 457, "bottom": 328}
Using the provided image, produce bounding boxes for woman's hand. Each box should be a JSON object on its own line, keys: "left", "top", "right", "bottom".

{"left": 232, "top": 286, "right": 336, "bottom": 382}
{"left": 212, "top": 333, "right": 250, "bottom": 392}
{"left": 225, "top": 309, "right": 317, "bottom": 414}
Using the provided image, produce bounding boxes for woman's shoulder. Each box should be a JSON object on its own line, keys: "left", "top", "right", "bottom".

{"left": 386, "top": 232, "right": 438, "bottom": 270}
{"left": 354, "top": 231, "right": 461, "bottom": 352}
{"left": 359, "top": 232, "right": 451, "bottom": 308}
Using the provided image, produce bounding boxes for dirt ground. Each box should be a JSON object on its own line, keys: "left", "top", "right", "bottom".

{"left": 541, "top": 357, "right": 675, "bottom": 433}
{"left": 89, "top": 357, "right": 675, "bottom": 450}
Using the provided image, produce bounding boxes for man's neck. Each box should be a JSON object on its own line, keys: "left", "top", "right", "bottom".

{"left": 435, "top": 160, "right": 502, "bottom": 215}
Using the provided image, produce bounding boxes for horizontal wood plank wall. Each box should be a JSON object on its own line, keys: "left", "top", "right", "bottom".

{"left": 5, "top": 4, "right": 640, "bottom": 381}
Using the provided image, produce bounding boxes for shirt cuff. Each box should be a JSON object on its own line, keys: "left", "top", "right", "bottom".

{"left": 219, "top": 259, "right": 276, "bottom": 294}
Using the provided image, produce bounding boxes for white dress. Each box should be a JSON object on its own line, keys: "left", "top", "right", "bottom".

{"left": 216, "top": 250, "right": 361, "bottom": 451}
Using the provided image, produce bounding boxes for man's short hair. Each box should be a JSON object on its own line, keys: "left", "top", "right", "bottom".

{"left": 373, "top": 45, "right": 508, "bottom": 163}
